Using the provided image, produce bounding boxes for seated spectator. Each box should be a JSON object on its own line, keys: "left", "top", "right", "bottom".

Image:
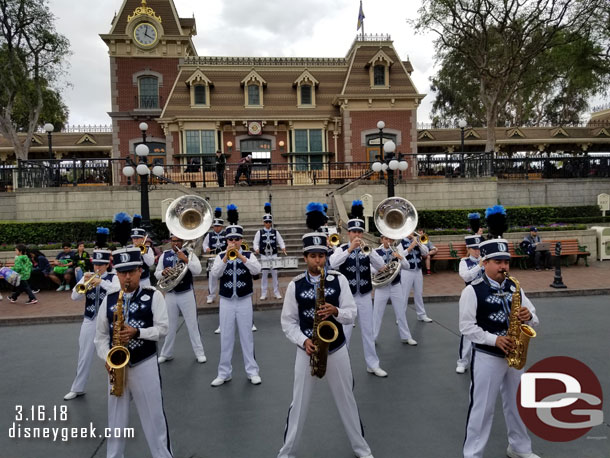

{"left": 419, "top": 229, "right": 437, "bottom": 275}
{"left": 73, "top": 242, "right": 92, "bottom": 283}
{"left": 522, "top": 227, "right": 552, "bottom": 271}
{"left": 9, "top": 244, "right": 37, "bottom": 304}
{"left": 48, "top": 242, "right": 76, "bottom": 291}
{"left": 28, "top": 249, "right": 51, "bottom": 293}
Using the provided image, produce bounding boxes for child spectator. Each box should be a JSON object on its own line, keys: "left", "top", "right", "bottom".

{"left": 49, "top": 242, "right": 76, "bottom": 291}
{"left": 9, "top": 244, "right": 37, "bottom": 304}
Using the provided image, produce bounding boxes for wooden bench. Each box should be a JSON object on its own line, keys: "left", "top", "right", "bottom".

{"left": 430, "top": 241, "right": 528, "bottom": 272}
{"left": 545, "top": 239, "right": 590, "bottom": 267}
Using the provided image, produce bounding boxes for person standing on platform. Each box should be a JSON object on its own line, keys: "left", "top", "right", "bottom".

{"left": 94, "top": 246, "right": 173, "bottom": 458}
{"left": 253, "top": 203, "right": 287, "bottom": 301}
{"left": 278, "top": 224, "right": 374, "bottom": 458}
{"left": 156, "top": 234, "right": 207, "bottom": 364}
{"left": 65, "top": 228, "right": 119, "bottom": 400}
{"left": 210, "top": 204, "right": 262, "bottom": 386}
{"left": 329, "top": 200, "right": 388, "bottom": 376}
{"left": 215, "top": 150, "right": 226, "bottom": 187}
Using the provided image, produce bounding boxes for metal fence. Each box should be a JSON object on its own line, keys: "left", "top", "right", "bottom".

{"left": 3, "top": 154, "right": 610, "bottom": 191}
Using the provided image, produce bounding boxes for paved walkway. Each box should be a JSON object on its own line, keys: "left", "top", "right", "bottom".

{"left": 1, "top": 261, "right": 609, "bottom": 325}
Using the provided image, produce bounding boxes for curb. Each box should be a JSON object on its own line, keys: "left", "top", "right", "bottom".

{"left": 2, "top": 288, "right": 608, "bottom": 327}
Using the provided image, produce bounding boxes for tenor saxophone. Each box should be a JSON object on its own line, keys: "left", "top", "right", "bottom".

{"left": 309, "top": 267, "right": 339, "bottom": 378}
{"left": 107, "top": 290, "right": 131, "bottom": 396}
{"left": 504, "top": 272, "right": 537, "bottom": 370}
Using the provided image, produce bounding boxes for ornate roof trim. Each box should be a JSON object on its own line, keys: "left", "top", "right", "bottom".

{"left": 186, "top": 69, "right": 212, "bottom": 86}
{"left": 127, "top": 0, "right": 162, "bottom": 23}
{"left": 241, "top": 69, "right": 267, "bottom": 86}
{"left": 418, "top": 130, "right": 435, "bottom": 140}
{"left": 550, "top": 127, "right": 570, "bottom": 137}
{"left": 465, "top": 128, "right": 481, "bottom": 139}
{"left": 506, "top": 127, "right": 526, "bottom": 138}
{"left": 76, "top": 134, "right": 97, "bottom": 145}
{"left": 367, "top": 49, "right": 394, "bottom": 67}
{"left": 293, "top": 70, "right": 319, "bottom": 87}
{"left": 183, "top": 56, "right": 347, "bottom": 67}
{"left": 31, "top": 135, "right": 43, "bottom": 145}
{"left": 593, "top": 127, "right": 610, "bottom": 138}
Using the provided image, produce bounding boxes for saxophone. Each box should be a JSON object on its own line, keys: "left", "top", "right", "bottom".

{"left": 106, "top": 290, "right": 131, "bottom": 396}
{"left": 310, "top": 267, "right": 339, "bottom": 378}
{"left": 504, "top": 272, "right": 537, "bottom": 370}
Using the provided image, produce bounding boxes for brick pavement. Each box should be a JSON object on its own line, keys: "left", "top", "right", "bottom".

{"left": 1, "top": 261, "right": 608, "bottom": 325}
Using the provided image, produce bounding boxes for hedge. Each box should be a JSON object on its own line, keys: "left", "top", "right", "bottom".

{"left": 0, "top": 219, "right": 169, "bottom": 246}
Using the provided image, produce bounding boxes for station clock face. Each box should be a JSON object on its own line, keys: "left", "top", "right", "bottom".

{"left": 133, "top": 23, "right": 158, "bottom": 47}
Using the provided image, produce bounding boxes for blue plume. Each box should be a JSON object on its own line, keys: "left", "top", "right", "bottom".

{"left": 227, "top": 204, "right": 237, "bottom": 211}
{"left": 264, "top": 202, "right": 271, "bottom": 206}
{"left": 113, "top": 212, "right": 131, "bottom": 223}
{"left": 468, "top": 212, "right": 480, "bottom": 220}
{"left": 352, "top": 199, "right": 363, "bottom": 206}
{"left": 133, "top": 213, "right": 142, "bottom": 219}
{"left": 215, "top": 207, "right": 222, "bottom": 212}
{"left": 96, "top": 227, "right": 110, "bottom": 234}
{"left": 306, "top": 202, "right": 324, "bottom": 213}
{"left": 485, "top": 205, "right": 506, "bottom": 218}
{"left": 323, "top": 203, "right": 328, "bottom": 211}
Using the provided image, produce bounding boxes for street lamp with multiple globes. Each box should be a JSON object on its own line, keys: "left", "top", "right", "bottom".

{"left": 43, "top": 123, "right": 55, "bottom": 186}
{"left": 458, "top": 119, "right": 467, "bottom": 177}
{"left": 122, "top": 122, "right": 164, "bottom": 232}
{"left": 371, "top": 139, "right": 408, "bottom": 198}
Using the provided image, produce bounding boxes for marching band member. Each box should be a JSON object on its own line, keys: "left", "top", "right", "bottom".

{"left": 329, "top": 200, "right": 388, "bottom": 376}
{"left": 460, "top": 230, "right": 540, "bottom": 458}
{"left": 278, "top": 225, "right": 374, "bottom": 458}
{"left": 64, "top": 228, "right": 120, "bottom": 400}
{"left": 253, "top": 203, "right": 287, "bottom": 300}
{"left": 94, "top": 246, "right": 173, "bottom": 458}
{"left": 210, "top": 204, "right": 262, "bottom": 386}
{"left": 400, "top": 230, "right": 432, "bottom": 322}
{"left": 456, "top": 234, "right": 484, "bottom": 374}
{"left": 130, "top": 214, "right": 154, "bottom": 288}
{"left": 371, "top": 236, "right": 417, "bottom": 346}
{"left": 156, "top": 234, "right": 207, "bottom": 364}
{"left": 204, "top": 207, "right": 226, "bottom": 305}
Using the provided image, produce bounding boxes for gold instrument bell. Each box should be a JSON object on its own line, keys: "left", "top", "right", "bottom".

{"left": 75, "top": 274, "right": 100, "bottom": 294}
{"left": 227, "top": 242, "right": 249, "bottom": 261}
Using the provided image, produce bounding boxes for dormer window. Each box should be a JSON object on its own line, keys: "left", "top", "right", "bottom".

{"left": 186, "top": 69, "right": 212, "bottom": 108}
{"left": 241, "top": 70, "right": 266, "bottom": 108}
{"left": 294, "top": 70, "right": 319, "bottom": 108}
{"left": 367, "top": 50, "right": 393, "bottom": 89}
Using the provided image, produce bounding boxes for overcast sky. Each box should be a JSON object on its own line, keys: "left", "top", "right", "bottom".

{"left": 49, "top": 0, "right": 438, "bottom": 127}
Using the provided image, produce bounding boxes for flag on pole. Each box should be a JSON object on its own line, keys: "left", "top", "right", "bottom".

{"left": 357, "top": 0, "right": 365, "bottom": 31}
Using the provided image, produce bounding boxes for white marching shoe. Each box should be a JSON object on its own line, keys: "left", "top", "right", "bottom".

{"left": 366, "top": 367, "right": 388, "bottom": 378}
{"left": 157, "top": 356, "right": 173, "bottom": 364}
{"left": 252, "top": 324, "right": 257, "bottom": 332}
{"left": 214, "top": 327, "right": 221, "bottom": 334}
{"left": 418, "top": 315, "right": 433, "bottom": 323}
{"left": 401, "top": 338, "right": 418, "bottom": 346}
{"left": 63, "top": 391, "right": 84, "bottom": 400}
{"left": 211, "top": 377, "right": 231, "bottom": 387}
{"left": 456, "top": 365, "right": 467, "bottom": 374}
{"left": 206, "top": 297, "right": 213, "bottom": 304}
{"left": 249, "top": 375, "right": 262, "bottom": 385}
{"left": 196, "top": 355, "right": 207, "bottom": 363}
{"left": 506, "top": 445, "right": 540, "bottom": 458}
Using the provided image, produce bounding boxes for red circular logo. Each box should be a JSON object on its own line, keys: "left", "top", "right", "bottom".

{"left": 517, "top": 356, "right": 604, "bottom": 441}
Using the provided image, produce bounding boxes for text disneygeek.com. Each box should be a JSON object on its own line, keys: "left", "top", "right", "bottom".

{"left": 9, "top": 423, "right": 135, "bottom": 442}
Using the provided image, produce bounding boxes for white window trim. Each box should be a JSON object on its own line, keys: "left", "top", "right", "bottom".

{"left": 241, "top": 70, "right": 266, "bottom": 108}
{"left": 187, "top": 69, "right": 213, "bottom": 108}
{"left": 368, "top": 50, "right": 393, "bottom": 90}
{"left": 294, "top": 70, "right": 318, "bottom": 108}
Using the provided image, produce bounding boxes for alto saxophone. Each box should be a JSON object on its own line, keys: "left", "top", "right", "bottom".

{"left": 106, "top": 290, "right": 131, "bottom": 396}
{"left": 504, "top": 272, "right": 537, "bottom": 370}
{"left": 310, "top": 267, "right": 339, "bottom": 378}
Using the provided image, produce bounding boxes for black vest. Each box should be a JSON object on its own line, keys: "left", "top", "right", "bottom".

{"left": 375, "top": 247, "right": 401, "bottom": 285}
{"left": 338, "top": 244, "right": 372, "bottom": 295}
{"left": 106, "top": 287, "right": 157, "bottom": 366}
{"left": 294, "top": 270, "right": 346, "bottom": 353}
{"left": 206, "top": 230, "right": 227, "bottom": 254}
{"left": 462, "top": 257, "right": 483, "bottom": 285}
{"left": 218, "top": 251, "right": 254, "bottom": 298}
{"left": 471, "top": 276, "right": 518, "bottom": 358}
{"left": 400, "top": 239, "right": 423, "bottom": 270}
{"left": 258, "top": 228, "right": 278, "bottom": 255}
{"left": 161, "top": 250, "right": 193, "bottom": 294}
{"left": 84, "top": 273, "right": 115, "bottom": 320}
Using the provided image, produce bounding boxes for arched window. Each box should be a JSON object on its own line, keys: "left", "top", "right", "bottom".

{"left": 138, "top": 76, "right": 159, "bottom": 109}
{"left": 373, "top": 65, "right": 386, "bottom": 86}
{"left": 194, "top": 85, "right": 207, "bottom": 105}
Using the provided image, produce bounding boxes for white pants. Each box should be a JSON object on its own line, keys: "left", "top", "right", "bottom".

{"left": 69, "top": 317, "right": 97, "bottom": 393}
{"left": 160, "top": 290, "right": 205, "bottom": 359}
{"left": 401, "top": 269, "right": 427, "bottom": 319}
{"left": 457, "top": 334, "right": 473, "bottom": 368}
{"left": 140, "top": 277, "right": 151, "bottom": 288}
{"left": 207, "top": 271, "right": 218, "bottom": 301}
{"left": 373, "top": 282, "right": 413, "bottom": 341}
{"left": 261, "top": 254, "right": 280, "bottom": 297}
{"left": 463, "top": 350, "right": 532, "bottom": 458}
{"left": 343, "top": 292, "right": 381, "bottom": 370}
{"left": 106, "top": 356, "right": 173, "bottom": 458}
{"left": 278, "top": 345, "right": 372, "bottom": 458}
{"left": 217, "top": 295, "right": 259, "bottom": 379}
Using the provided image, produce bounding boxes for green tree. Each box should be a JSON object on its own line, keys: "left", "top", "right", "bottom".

{"left": 0, "top": 0, "right": 70, "bottom": 160}
{"left": 412, "top": 0, "right": 610, "bottom": 151}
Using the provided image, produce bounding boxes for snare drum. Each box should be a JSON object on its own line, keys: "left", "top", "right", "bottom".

{"left": 272, "top": 257, "right": 299, "bottom": 269}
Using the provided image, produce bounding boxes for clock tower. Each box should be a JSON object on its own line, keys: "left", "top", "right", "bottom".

{"left": 100, "top": 0, "right": 197, "bottom": 175}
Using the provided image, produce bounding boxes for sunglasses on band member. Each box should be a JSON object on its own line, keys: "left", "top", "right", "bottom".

{"left": 227, "top": 237, "right": 241, "bottom": 242}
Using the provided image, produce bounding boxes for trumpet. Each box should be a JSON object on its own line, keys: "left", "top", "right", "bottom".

{"left": 356, "top": 237, "right": 370, "bottom": 255}
{"left": 136, "top": 235, "right": 148, "bottom": 255}
{"left": 227, "top": 242, "right": 249, "bottom": 261}
{"left": 329, "top": 233, "right": 341, "bottom": 246}
{"left": 75, "top": 273, "right": 101, "bottom": 294}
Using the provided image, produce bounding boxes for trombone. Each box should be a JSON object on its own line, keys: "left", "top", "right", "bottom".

{"left": 75, "top": 273, "right": 101, "bottom": 294}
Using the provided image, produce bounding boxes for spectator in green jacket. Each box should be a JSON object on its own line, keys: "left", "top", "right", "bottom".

{"left": 9, "top": 244, "right": 38, "bottom": 304}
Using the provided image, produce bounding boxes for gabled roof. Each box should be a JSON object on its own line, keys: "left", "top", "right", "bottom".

{"left": 110, "top": 0, "right": 188, "bottom": 36}
{"left": 464, "top": 129, "right": 480, "bottom": 139}
{"left": 293, "top": 70, "right": 319, "bottom": 87}
{"left": 551, "top": 127, "right": 570, "bottom": 137}
{"left": 418, "top": 130, "right": 435, "bottom": 140}
{"left": 186, "top": 69, "right": 212, "bottom": 86}
{"left": 240, "top": 70, "right": 267, "bottom": 87}
{"left": 366, "top": 49, "right": 394, "bottom": 67}
{"left": 76, "top": 134, "right": 98, "bottom": 145}
{"left": 593, "top": 127, "right": 610, "bottom": 138}
{"left": 506, "top": 127, "right": 526, "bottom": 138}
